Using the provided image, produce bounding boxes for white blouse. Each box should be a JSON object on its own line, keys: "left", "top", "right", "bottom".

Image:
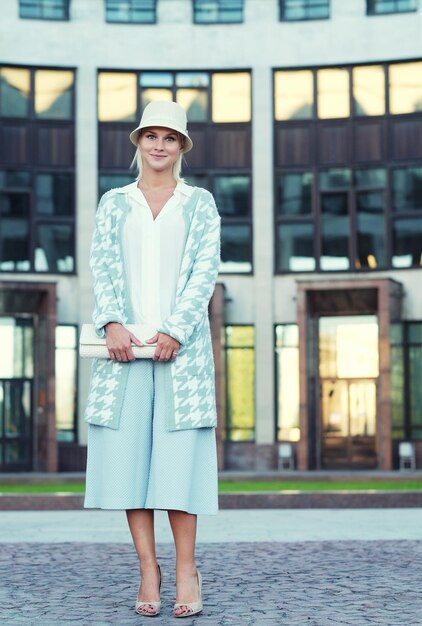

{"left": 122, "top": 181, "right": 191, "bottom": 328}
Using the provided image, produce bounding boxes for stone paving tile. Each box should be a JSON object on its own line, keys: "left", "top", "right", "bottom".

{"left": 1, "top": 541, "right": 422, "bottom": 625}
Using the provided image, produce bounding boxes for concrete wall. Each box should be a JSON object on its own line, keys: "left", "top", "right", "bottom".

{"left": 1, "top": 0, "right": 421, "bottom": 447}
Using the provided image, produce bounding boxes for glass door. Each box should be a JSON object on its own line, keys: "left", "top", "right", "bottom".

{"left": 0, "top": 317, "right": 34, "bottom": 470}
{"left": 319, "top": 315, "right": 378, "bottom": 469}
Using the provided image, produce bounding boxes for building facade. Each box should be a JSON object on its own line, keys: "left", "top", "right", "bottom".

{"left": 0, "top": 0, "right": 421, "bottom": 472}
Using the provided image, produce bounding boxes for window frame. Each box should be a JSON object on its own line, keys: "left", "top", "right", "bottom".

{"left": 19, "top": 0, "right": 70, "bottom": 21}
{"left": 105, "top": 0, "right": 157, "bottom": 24}
{"left": 366, "top": 0, "right": 418, "bottom": 16}
{"left": 279, "top": 0, "right": 330, "bottom": 22}
{"left": 193, "top": 0, "right": 244, "bottom": 25}
{"left": 55, "top": 323, "right": 79, "bottom": 444}
{"left": 273, "top": 60, "right": 422, "bottom": 275}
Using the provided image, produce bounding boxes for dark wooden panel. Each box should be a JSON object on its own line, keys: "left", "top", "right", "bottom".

{"left": 317, "top": 122, "right": 350, "bottom": 165}
{"left": 275, "top": 124, "right": 312, "bottom": 167}
{"left": 36, "top": 125, "right": 74, "bottom": 167}
{"left": 391, "top": 117, "right": 422, "bottom": 161}
{"left": 211, "top": 126, "right": 251, "bottom": 168}
{"left": 183, "top": 126, "right": 207, "bottom": 169}
{"left": 354, "top": 120, "right": 385, "bottom": 163}
{"left": 0, "top": 122, "right": 29, "bottom": 166}
{"left": 99, "top": 126, "right": 134, "bottom": 169}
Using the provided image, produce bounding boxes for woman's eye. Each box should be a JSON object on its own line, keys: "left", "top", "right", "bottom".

{"left": 166, "top": 137, "right": 175, "bottom": 142}
{"left": 147, "top": 134, "right": 156, "bottom": 140}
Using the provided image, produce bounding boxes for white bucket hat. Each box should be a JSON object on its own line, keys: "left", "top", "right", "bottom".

{"left": 129, "top": 100, "right": 193, "bottom": 153}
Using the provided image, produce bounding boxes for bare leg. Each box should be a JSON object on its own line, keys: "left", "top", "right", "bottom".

{"left": 168, "top": 509, "right": 200, "bottom": 616}
{"left": 126, "top": 509, "right": 161, "bottom": 615}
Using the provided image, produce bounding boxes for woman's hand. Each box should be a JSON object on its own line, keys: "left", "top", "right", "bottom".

{"left": 146, "top": 332, "right": 180, "bottom": 362}
{"left": 105, "top": 322, "right": 143, "bottom": 362}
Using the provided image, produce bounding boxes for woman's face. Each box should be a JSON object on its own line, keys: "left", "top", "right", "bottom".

{"left": 138, "top": 126, "right": 183, "bottom": 173}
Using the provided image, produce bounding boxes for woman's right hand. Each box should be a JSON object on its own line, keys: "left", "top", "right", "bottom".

{"left": 105, "top": 322, "right": 143, "bottom": 362}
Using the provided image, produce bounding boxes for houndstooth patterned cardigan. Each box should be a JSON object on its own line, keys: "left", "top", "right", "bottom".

{"left": 84, "top": 184, "right": 221, "bottom": 431}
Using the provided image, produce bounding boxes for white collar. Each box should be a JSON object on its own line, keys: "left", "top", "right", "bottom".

{"left": 114, "top": 181, "right": 194, "bottom": 197}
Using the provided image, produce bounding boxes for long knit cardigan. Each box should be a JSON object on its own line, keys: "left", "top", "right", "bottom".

{"left": 84, "top": 185, "right": 221, "bottom": 431}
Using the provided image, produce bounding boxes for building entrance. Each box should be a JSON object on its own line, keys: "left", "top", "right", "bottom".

{"left": 319, "top": 315, "right": 379, "bottom": 469}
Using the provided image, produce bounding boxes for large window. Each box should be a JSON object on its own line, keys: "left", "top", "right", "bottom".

{"left": 0, "top": 66, "right": 76, "bottom": 274}
{"left": 391, "top": 322, "right": 422, "bottom": 440}
{"left": 367, "top": 0, "right": 418, "bottom": 15}
{"left": 19, "top": 0, "right": 70, "bottom": 20}
{"left": 279, "top": 0, "right": 330, "bottom": 21}
{"left": 274, "top": 61, "right": 422, "bottom": 273}
{"left": 276, "top": 325, "right": 300, "bottom": 442}
{"left": 105, "top": 0, "right": 156, "bottom": 24}
{"left": 98, "top": 69, "right": 252, "bottom": 273}
{"left": 193, "top": 0, "right": 244, "bottom": 24}
{"left": 223, "top": 326, "right": 255, "bottom": 441}
{"left": 274, "top": 61, "right": 422, "bottom": 120}
{"left": 55, "top": 325, "right": 78, "bottom": 442}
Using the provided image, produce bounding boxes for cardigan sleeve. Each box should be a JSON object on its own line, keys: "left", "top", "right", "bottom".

{"left": 157, "top": 191, "right": 221, "bottom": 346}
{"left": 90, "top": 193, "right": 125, "bottom": 338}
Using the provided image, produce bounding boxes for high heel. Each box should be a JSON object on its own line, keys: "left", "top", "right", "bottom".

{"left": 135, "top": 562, "right": 162, "bottom": 617}
{"left": 173, "top": 568, "right": 203, "bottom": 618}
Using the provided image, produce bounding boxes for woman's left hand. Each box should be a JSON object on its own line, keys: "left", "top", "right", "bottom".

{"left": 146, "top": 332, "right": 181, "bottom": 362}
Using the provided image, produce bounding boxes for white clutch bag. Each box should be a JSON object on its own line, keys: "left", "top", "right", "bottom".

{"left": 79, "top": 323, "right": 158, "bottom": 359}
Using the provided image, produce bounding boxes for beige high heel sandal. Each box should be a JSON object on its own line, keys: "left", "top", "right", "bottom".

{"left": 135, "top": 562, "right": 162, "bottom": 617}
{"left": 173, "top": 568, "right": 203, "bottom": 618}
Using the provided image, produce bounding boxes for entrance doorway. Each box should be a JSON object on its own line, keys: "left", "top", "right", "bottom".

{"left": 319, "top": 315, "right": 379, "bottom": 469}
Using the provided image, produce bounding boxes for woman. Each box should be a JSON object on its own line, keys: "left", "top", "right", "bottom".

{"left": 84, "top": 100, "right": 221, "bottom": 618}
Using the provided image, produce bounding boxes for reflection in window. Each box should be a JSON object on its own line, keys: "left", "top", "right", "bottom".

{"left": 35, "top": 223, "right": 74, "bottom": 272}
{"left": 389, "top": 62, "right": 422, "bottom": 114}
{"left": 280, "top": 0, "right": 330, "bottom": 20}
{"left": 55, "top": 325, "right": 77, "bottom": 442}
{"left": 105, "top": 0, "right": 156, "bottom": 23}
{"left": 212, "top": 72, "right": 251, "bottom": 122}
{"left": 356, "top": 191, "right": 385, "bottom": 269}
{"left": 0, "top": 317, "right": 34, "bottom": 379}
{"left": 19, "top": 0, "right": 70, "bottom": 20}
{"left": 35, "top": 70, "right": 74, "bottom": 119}
{"left": 274, "top": 70, "right": 313, "bottom": 120}
{"left": 220, "top": 223, "right": 252, "bottom": 273}
{"left": 99, "top": 174, "right": 134, "bottom": 198}
{"left": 0, "top": 68, "right": 30, "bottom": 117}
{"left": 194, "top": 0, "right": 244, "bottom": 24}
{"left": 392, "top": 218, "right": 422, "bottom": 268}
{"left": 317, "top": 68, "right": 350, "bottom": 119}
{"left": 392, "top": 167, "right": 422, "bottom": 212}
{"left": 319, "top": 168, "right": 351, "bottom": 190}
{"left": 176, "top": 89, "right": 208, "bottom": 122}
{"left": 355, "top": 168, "right": 386, "bottom": 188}
{"left": 214, "top": 176, "right": 250, "bottom": 217}
{"left": 277, "top": 223, "right": 316, "bottom": 272}
{"left": 175, "top": 73, "right": 210, "bottom": 88}
{"left": 276, "top": 324, "right": 300, "bottom": 442}
{"left": 277, "top": 172, "right": 312, "bottom": 215}
{"left": 320, "top": 192, "right": 350, "bottom": 271}
{"left": 367, "top": 0, "right": 418, "bottom": 14}
{"left": 98, "top": 72, "right": 137, "bottom": 122}
{"left": 353, "top": 65, "right": 385, "bottom": 116}
{"left": 140, "top": 88, "right": 173, "bottom": 109}
{"left": 36, "top": 173, "right": 73, "bottom": 216}
{"left": 224, "top": 326, "right": 255, "bottom": 441}
{"left": 0, "top": 192, "right": 30, "bottom": 271}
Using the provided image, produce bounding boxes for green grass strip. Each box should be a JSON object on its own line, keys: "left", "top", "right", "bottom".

{"left": 0, "top": 480, "right": 421, "bottom": 494}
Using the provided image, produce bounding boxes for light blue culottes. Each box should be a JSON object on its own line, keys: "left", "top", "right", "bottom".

{"left": 84, "top": 359, "right": 219, "bottom": 515}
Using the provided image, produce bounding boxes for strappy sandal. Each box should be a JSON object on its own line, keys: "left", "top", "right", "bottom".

{"left": 173, "top": 568, "right": 203, "bottom": 618}
{"left": 135, "top": 562, "right": 162, "bottom": 617}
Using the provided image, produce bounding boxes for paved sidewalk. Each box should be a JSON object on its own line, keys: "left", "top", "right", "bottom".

{"left": 1, "top": 509, "right": 422, "bottom": 625}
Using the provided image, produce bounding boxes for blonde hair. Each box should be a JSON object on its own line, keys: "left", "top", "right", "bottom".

{"left": 130, "top": 129, "right": 186, "bottom": 183}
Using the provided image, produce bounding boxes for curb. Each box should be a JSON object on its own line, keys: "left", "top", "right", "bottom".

{"left": 1, "top": 490, "right": 422, "bottom": 511}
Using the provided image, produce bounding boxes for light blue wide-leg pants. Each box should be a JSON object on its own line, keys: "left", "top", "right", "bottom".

{"left": 84, "top": 359, "right": 219, "bottom": 515}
